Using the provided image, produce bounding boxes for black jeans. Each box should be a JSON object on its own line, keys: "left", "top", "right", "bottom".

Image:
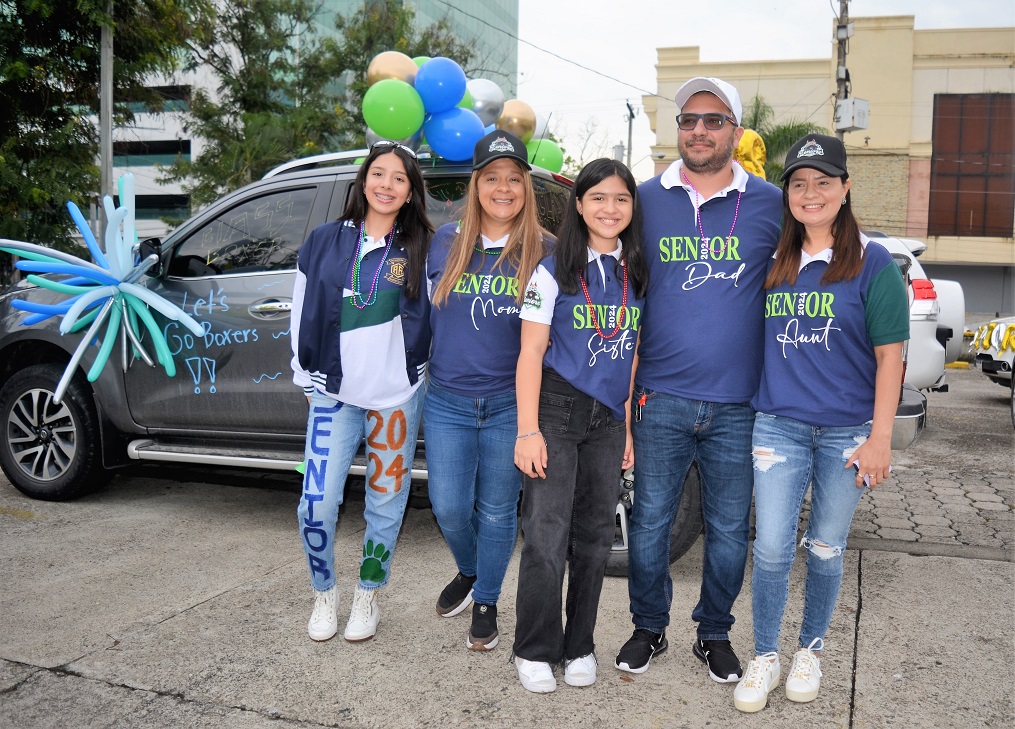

{"left": 513, "top": 369, "right": 626, "bottom": 664}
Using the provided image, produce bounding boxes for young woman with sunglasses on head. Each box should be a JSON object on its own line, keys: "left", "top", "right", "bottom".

{"left": 290, "top": 140, "right": 433, "bottom": 644}
{"left": 425, "top": 130, "right": 552, "bottom": 652}
{"left": 512, "top": 158, "right": 648, "bottom": 692}
{"left": 733, "top": 135, "right": 908, "bottom": 712}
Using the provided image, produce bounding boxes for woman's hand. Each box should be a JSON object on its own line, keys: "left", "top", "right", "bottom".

{"left": 846, "top": 437, "right": 892, "bottom": 489}
{"left": 514, "top": 432, "right": 547, "bottom": 479}
{"left": 622, "top": 426, "right": 634, "bottom": 470}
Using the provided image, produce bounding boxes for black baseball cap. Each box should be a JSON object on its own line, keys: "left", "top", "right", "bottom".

{"left": 782, "top": 134, "right": 848, "bottom": 181}
{"left": 473, "top": 130, "right": 531, "bottom": 171}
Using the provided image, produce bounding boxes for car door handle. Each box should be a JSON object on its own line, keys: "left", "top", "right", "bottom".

{"left": 249, "top": 300, "right": 292, "bottom": 315}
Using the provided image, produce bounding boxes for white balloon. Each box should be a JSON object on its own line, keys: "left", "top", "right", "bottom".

{"left": 466, "top": 78, "right": 505, "bottom": 127}
{"left": 533, "top": 113, "right": 549, "bottom": 140}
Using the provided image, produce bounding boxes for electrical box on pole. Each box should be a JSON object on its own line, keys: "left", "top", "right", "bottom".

{"left": 834, "top": 98, "right": 870, "bottom": 132}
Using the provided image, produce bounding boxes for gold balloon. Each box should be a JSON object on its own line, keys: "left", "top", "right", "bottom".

{"left": 496, "top": 99, "right": 536, "bottom": 143}
{"left": 367, "top": 51, "right": 418, "bottom": 86}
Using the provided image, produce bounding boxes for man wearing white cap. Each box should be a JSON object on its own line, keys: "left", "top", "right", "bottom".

{"left": 615, "top": 77, "right": 782, "bottom": 683}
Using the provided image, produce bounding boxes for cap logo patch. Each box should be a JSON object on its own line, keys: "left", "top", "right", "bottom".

{"left": 488, "top": 136, "right": 515, "bottom": 153}
{"left": 797, "top": 139, "right": 824, "bottom": 158}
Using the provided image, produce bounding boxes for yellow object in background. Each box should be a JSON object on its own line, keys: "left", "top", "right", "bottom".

{"left": 735, "top": 128, "right": 767, "bottom": 180}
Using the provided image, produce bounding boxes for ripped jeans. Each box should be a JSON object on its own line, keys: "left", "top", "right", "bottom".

{"left": 750, "top": 412, "right": 870, "bottom": 655}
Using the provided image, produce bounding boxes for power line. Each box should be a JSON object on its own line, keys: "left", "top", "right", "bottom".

{"left": 434, "top": 0, "right": 669, "bottom": 101}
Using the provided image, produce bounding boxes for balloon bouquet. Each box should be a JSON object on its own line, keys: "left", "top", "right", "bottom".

{"left": 360, "top": 51, "right": 564, "bottom": 173}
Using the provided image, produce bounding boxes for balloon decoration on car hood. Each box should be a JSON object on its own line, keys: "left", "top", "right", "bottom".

{"left": 0, "top": 173, "right": 204, "bottom": 403}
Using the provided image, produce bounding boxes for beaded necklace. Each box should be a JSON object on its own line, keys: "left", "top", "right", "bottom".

{"left": 351, "top": 221, "right": 395, "bottom": 309}
{"left": 578, "top": 254, "right": 628, "bottom": 340}
{"left": 475, "top": 232, "right": 504, "bottom": 256}
{"left": 680, "top": 168, "right": 742, "bottom": 259}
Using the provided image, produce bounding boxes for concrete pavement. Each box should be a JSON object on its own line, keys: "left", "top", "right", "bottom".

{"left": 0, "top": 367, "right": 1011, "bottom": 728}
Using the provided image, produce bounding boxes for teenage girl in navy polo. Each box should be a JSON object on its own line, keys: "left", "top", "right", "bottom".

{"left": 513, "top": 158, "right": 648, "bottom": 692}
{"left": 733, "top": 135, "right": 908, "bottom": 712}
{"left": 425, "top": 130, "right": 552, "bottom": 651}
{"left": 290, "top": 141, "right": 433, "bottom": 644}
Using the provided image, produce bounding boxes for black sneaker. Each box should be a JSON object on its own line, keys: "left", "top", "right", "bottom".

{"left": 693, "top": 638, "right": 743, "bottom": 683}
{"left": 466, "top": 602, "right": 499, "bottom": 651}
{"left": 436, "top": 572, "right": 476, "bottom": 617}
{"left": 614, "top": 629, "right": 668, "bottom": 674}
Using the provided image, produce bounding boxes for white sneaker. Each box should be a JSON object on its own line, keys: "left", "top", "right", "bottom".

{"left": 307, "top": 587, "right": 338, "bottom": 641}
{"left": 785, "top": 638, "right": 823, "bottom": 703}
{"left": 515, "top": 657, "right": 556, "bottom": 693}
{"left": 733, "top": 653, "right": 780, "bottom": 713}
{"left": 344, "top": 586, "right": 379, "bottom": 642}
{"left": 563, "top": 653, "right": 597, "bottom": 687}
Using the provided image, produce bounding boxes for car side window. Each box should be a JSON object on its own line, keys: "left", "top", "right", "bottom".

{"left": 425, "top": 177, "right": 470, "bottom": 229}
{"left": 533, "top": 178, "right": 570, "bottom": 236}
{"left": 167, "top": 187, "right": 317, "bottom": 277}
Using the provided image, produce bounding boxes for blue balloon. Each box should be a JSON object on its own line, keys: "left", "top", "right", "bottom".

{"left": 414, "top": 57, "right": 467, "bottom": 114}
{"left": 424, "top": 108, "right": 486, "bottom": 162}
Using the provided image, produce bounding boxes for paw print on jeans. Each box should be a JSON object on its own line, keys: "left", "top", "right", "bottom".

{"left": 360, "top": 539, "right": 391, "bottom": 583}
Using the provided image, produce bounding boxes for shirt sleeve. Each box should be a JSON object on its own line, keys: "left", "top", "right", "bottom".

{"left": 289, "top": 268, "right": 313, "bottom": 391}
{"left": 519, "top": 263, "right": 558, "bottom": 325}
{"left": 865, "top": 261, "right": 910, "bottom": 346}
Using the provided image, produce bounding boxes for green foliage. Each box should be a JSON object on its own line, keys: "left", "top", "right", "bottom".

{"left": 0, "top": 0, "right": 190, "bottom": 251}
{"left": 159, "top": 0, "right": 342, "bottom": 208}
{"left": 329, "top": 0, "right": 477, "bottom": 149}
{"left": 741, "top": 95, "right": 826, "bottom": 182}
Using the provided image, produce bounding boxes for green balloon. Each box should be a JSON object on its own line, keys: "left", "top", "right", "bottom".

{"left": 526, "top": 139, "right": 564, "bottom": 173}
{"left": 362, "top": 79, "right": 425, "bottom": 140}
{"left": 457, "top": 88, "right": 474, "bottom": 110}
{"left": 412, "top": 55, "right": 430, "bottom": 67}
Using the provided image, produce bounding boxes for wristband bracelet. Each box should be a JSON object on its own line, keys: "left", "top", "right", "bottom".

{"left": 516, "top": 431, "right": 541, "bottom": 440}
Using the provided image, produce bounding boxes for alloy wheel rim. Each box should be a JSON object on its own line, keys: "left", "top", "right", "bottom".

{"left": 6, "top": 387, "right": 77, "bottom": 482}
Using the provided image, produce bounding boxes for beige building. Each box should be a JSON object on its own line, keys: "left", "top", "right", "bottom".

{"left": 644, "top": 16, "right": 1015, "bottom": 315}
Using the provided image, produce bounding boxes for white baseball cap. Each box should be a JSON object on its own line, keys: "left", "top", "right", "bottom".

{"left": 674, "top": 77, "right": 742, "bottom": 125}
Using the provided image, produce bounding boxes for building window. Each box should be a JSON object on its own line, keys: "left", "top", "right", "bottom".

{"left": 124, "top": 85, "right": 191, "bottom": 114}
{"left": 929, "top": 93, "right": 1015, "bottom": 238}
{"left": 113, "top": 139, "right": 191, "bottom": 167}
{"left": 130, "top": 194, "right": 190, "bottom": 221}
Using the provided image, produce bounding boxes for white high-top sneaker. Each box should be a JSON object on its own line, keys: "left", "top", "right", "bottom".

{"left": 344, "top": 586, "right": 380, "bottom": 641}
{"left": 307, "top": 587, "right": 338, "bottom": 641}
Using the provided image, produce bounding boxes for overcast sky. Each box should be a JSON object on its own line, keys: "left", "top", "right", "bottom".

{"left": 514, "top": 0, "right": 1014, "bottom": 179}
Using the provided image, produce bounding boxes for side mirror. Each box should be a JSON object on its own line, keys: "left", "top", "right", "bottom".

{"left": 137, "top": 237, "right": 164, "bottom": 277}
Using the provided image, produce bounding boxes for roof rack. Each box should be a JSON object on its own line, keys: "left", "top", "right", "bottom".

{"left": 263, "top": 148, "right": 438, "bottom": 179}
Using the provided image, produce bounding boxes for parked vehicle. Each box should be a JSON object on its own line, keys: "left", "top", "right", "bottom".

{"left": 971, "top": 315, "right": 1015, "bottom": 428}
{"left": 868, "top": 234, "right": 966, "bottom": 392}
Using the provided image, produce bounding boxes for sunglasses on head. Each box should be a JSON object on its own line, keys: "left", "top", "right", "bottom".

{"left": 371, "top": 139, "right": 417, "bottom": 158}
{"left": 675, "top": 113, "right": 738, "bottom": 131}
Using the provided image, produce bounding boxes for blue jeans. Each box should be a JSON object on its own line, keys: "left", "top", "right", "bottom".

{"left": 751, "top": 412, "right": 869, "bottom": 654}
{"left": 423, "top": 380, "right": 521, "bottom": 606}
{"left": 513, "top": 369, "right": 626, "bottom": 664}
{"left": 628, "top": 388, "right": 755, "bottom": 640}
{"left": 297, "top": 385, "right": 424, "bottom": 592}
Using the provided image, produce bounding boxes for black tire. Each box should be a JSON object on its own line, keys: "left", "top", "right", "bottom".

{"left": 605, "top": 464, "right": 704, "bottom": 578}
{"left": 0, "top": 364, "right": 107, "bottom": 500}
{"left": 1009, "top": 377, "right": 1014, "bottom": 430}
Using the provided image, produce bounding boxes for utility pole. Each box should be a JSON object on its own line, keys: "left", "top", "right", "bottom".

{"left": 99, "top": 1, "right": 114, "bottom": 235}
{"left": 835, "top": 0, "right": 850, "bottom": 141}
{"left": 625, "top": 101, "right": 636, "bottom": 169}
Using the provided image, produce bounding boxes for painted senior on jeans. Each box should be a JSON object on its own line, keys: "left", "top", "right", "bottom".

{"left": 425, "top": 129, "right": 552, "bottom": 652}
{"left": 513, "top": 159, "right": 648, "bottom": 693}
{"left": 291, "top": 141, "right": 433, "bottom": 644}
{"left": 733, "top": 134, "right": 908, "bottom": 713}
{"left": 616, "top": 77, "right": 782, "bottom": 681}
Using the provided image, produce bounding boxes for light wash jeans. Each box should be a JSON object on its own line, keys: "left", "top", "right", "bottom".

{"left": 297, "top": 385, "right": 424, "bottom": 592}
{"left": 628, "top": 387, "right": 755, "bottom": 640}
{"left": 423, "top": 379, "right": 521, "bottom": 606}
{"left": 751, "top": 411, "right": 870, "bottom": 655}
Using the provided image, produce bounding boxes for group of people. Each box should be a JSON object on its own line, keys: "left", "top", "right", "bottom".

{"left": 289, "top": 76, "right": 909, "bottom": 712}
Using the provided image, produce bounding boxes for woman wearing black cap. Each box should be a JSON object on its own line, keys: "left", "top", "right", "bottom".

{"left": 733, "top": 134, "right": 909, "bottom": 713}
{"left": 424, "top": 130, "right": 553, "bottom": 652}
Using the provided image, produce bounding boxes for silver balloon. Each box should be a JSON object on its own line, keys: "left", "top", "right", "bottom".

{"left": 365, "top": 127, "right": 422, "bottom": 151}
{"left": 533, "top": 113, "right": 549, "bottom": 140}
{"left": 467, "top": 78, "right": 505, "bottom": 127}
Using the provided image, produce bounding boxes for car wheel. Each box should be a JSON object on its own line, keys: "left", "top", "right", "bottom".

{"left": 0, "top": 364, "right": 107, "bottom": 500}
{"left": 605, "top": 464, "right": 704, "bottom": 578}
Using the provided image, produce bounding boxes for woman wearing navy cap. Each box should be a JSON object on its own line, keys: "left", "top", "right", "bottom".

{"left": 512, "top": 158, "right": 648, "bottom": 692}
{"left": 733, "top": 134, "right": 909, "bottom": 712}
{"left": 425, "top": 129, "right": 552, "bottom": 651}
